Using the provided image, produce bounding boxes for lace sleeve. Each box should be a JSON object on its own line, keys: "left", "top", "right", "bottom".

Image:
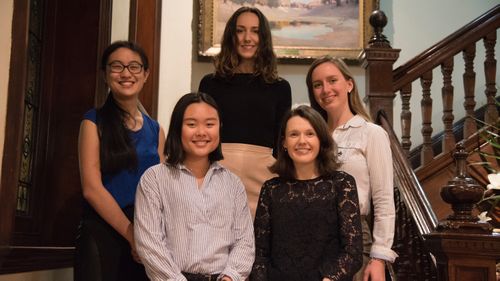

{"left": 321, "top": 173, "right": 363, "bottom": 281}
{"left": 250, "top": 180, "right": 273, "bottom": 281}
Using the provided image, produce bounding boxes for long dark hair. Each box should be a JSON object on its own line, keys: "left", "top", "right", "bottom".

{"left": 164, "top": 92, "right": 223, "bottom": 166}
{"left": 269, "top": 105, "right": 339, "bottom": 179}
{"left": 97, "top": 40, "right": 149, "bottom": 174}
{"left": 214, "top": 6, "right": 279, "bottom": 83}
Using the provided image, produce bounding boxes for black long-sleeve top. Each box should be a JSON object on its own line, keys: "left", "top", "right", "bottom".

{"left": 250, "top": 172, "right": 363, "bottom": 281}
{"left": 198, "top": 73, "right": 292, "bottom": 153}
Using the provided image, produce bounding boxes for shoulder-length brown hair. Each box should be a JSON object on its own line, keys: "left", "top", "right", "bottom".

{"left": 214, "top": 6, "right": 278, "bottom": 83}
{"left": 270, "top": 105, "right": 339, "bottom": 179}
{"left": 306, "top": 55, "right": 372, "bottom": 122}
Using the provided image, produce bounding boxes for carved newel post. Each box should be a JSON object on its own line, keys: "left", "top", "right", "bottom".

{"left": 361, "top": 10, "right": 400, "bottom": 126}
{"left": 368, "top": 10, "right": 389, "bottom": 46}
{"left": 423, "top": 143, "right": 499, "bottom": 281}
{"left": 438, "top": 142, "right": 492, "bottom": 232}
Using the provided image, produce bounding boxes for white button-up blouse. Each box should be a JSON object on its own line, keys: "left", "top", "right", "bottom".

{"left": 333, "top": 115, "right": 398, "bottom": 262}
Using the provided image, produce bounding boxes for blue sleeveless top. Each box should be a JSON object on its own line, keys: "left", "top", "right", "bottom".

{"left": 84, "top": 109, "right": 160, "bottom": 208}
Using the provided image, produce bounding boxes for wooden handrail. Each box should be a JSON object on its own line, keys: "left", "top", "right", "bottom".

{"left": 378, "top": 111, "right": 438, "bottom": 235}
{"left": 363, "top": 6, "right": 499, "bottom": 280}
{"left": 393, "top": 5, "right": 500, "bottom": 91}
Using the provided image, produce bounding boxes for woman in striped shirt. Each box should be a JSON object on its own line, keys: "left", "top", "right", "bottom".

{"left": 134, "top": 92, "right": 255, "bottom": 281}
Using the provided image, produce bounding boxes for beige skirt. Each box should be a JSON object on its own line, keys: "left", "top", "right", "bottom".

{"left": 220, "top": 143, "right": 277, "bottom": 219}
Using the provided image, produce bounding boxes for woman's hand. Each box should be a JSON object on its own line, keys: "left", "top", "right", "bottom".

{"left": 126, "top": 223, "right": 142, "bottom": 263}
{"left": 221, "top": 275, "right": 232, "bottom": 281}
{"left": 363, "top": 258, "right": 386, "bottom": 281}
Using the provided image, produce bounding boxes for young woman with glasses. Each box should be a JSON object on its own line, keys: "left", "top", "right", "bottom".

{"left": 74, "top": 40, "right": 165, "bottom": 281}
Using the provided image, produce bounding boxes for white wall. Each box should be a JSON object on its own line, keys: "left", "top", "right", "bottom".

{"left": 156, "top": 1, "right": 194, "bottom": 130}
{"left": 111, "top": 0, "right": 131, "bottom": 42}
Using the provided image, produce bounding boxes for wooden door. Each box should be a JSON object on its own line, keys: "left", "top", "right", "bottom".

{"left": 0, "top": 0, "right": 161, "bottom": 273}
{"left": 0, "top": 0, "right": 110, "bottom": 272}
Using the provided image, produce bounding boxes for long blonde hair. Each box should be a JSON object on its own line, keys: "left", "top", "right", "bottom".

{"left": 306, "top": 56, "right": 372, "bottom": 122}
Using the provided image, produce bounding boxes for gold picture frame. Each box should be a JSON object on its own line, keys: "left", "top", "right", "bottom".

{"left": 198, "top": 0, "right": 378, "bottom": 62}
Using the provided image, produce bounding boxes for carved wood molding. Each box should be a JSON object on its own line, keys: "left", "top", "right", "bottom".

{"left": 361, "top": 48, "right": 401, "bottom": 62}
{"left": 424, "top": 232, "right": 500, "bottom": 281}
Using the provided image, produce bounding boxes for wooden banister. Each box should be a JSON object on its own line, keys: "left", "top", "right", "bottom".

{"left": 378, "top": 111, "right": 438, "bottom": 280}
{"left": 393, "top": 5, "right": 500, "bottom": 92}
{"left": 379, "top": 112, "right": 438, "bottom": 234}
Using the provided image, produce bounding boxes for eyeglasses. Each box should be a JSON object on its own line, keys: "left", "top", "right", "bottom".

{"left": 107, "top": 62, "right": 144, "bottom": 74}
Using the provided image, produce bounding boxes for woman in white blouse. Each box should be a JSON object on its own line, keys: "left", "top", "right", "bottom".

{"left": 306, "top": 56, "right": 398, "bottom": 281}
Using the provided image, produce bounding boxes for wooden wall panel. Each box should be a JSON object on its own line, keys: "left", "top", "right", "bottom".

{"left": 129, "top": 0, "right": 162, "bottom": 118}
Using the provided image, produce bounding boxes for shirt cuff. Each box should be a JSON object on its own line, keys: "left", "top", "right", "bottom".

{"left": 220, "top": 268, "right": 242, "bottom": 281}
{"left": 370, "top": 245, "right": 399, "bottom": 263}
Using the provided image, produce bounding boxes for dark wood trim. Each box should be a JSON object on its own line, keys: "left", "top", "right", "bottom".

{"left": 128, "top": 0, "right": 161, "bottom": 118}
{"left": 0, "top": 247, "right": 74, "bottom": 274}
{"left": 95, "top": 0, "right": 113, "bottom": 107}
{"left": 424, "top": 232, "right": 500, "bottom": 281}
{"left": 0, "top": 0, "right": 30, "bottom": 264}
{"left": 393, "top": 5, "right": 500, "bottom": 91}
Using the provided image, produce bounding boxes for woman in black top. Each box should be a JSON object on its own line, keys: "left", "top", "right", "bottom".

{"left": 251, "top": 105, "right": 362, "bottom": 281}
{"left": 199, "top": 6, "right": 291, "bottom": 218}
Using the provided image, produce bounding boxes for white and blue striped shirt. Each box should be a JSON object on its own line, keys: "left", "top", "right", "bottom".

{"left": 134, "top": 162, "right": 255, "bottom": 281}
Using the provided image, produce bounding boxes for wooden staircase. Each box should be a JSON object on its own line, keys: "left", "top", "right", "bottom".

{"left": 361, "top": 5, "right": 500, "bottom": 281}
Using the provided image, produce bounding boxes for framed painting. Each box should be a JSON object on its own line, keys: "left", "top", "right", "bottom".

{"left": 198, "top": 0, "right": 378, "bottom": 61}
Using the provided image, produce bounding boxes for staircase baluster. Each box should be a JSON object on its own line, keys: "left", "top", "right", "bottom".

{"left": 441, "top": 58, "right": 455, "bottom": 153}
{"left": 462, "top": 44, "right": 477, "bottom": 138}
{"left": 420, "top": 71, "right": 434, "bottom": 165}
{"left": 483, "top": 31, "right": 498, "bottom": 124}
{"left": 400, "top": 83, "right": 412, "bottom": 156}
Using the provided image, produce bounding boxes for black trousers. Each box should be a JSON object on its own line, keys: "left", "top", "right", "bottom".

{"left": 74, "top": 206, "right": 149, "bottom": 281}
{"left": 182, "top": 272, "right": 221, "bottom": 281}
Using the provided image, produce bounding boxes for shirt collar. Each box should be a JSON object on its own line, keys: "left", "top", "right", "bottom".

{"left": 177, "top": 161, "right": 224, "bottom": 173}
{"left": 337, "top": 114, "right": 366, "bottom": 130}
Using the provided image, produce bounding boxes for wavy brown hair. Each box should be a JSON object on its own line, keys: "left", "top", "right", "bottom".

{"left": 306, "top": 56, "right": 372, "bottom": 123}
{"left": 214, "top": 6, "right": 278, "bottom": 83}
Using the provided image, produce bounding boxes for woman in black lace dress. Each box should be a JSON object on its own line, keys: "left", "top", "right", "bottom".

{"left": 250, "top": 105, "right": 362, "bottom": 281}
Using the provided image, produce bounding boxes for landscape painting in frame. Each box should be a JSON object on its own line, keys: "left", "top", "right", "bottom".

{"left": 198, "top": 0, "right": 376, "bottom": 61}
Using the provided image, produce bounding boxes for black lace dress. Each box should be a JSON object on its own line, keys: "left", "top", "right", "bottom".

{"left": 250, "top": 172, "right": 363, "bottom": 281}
